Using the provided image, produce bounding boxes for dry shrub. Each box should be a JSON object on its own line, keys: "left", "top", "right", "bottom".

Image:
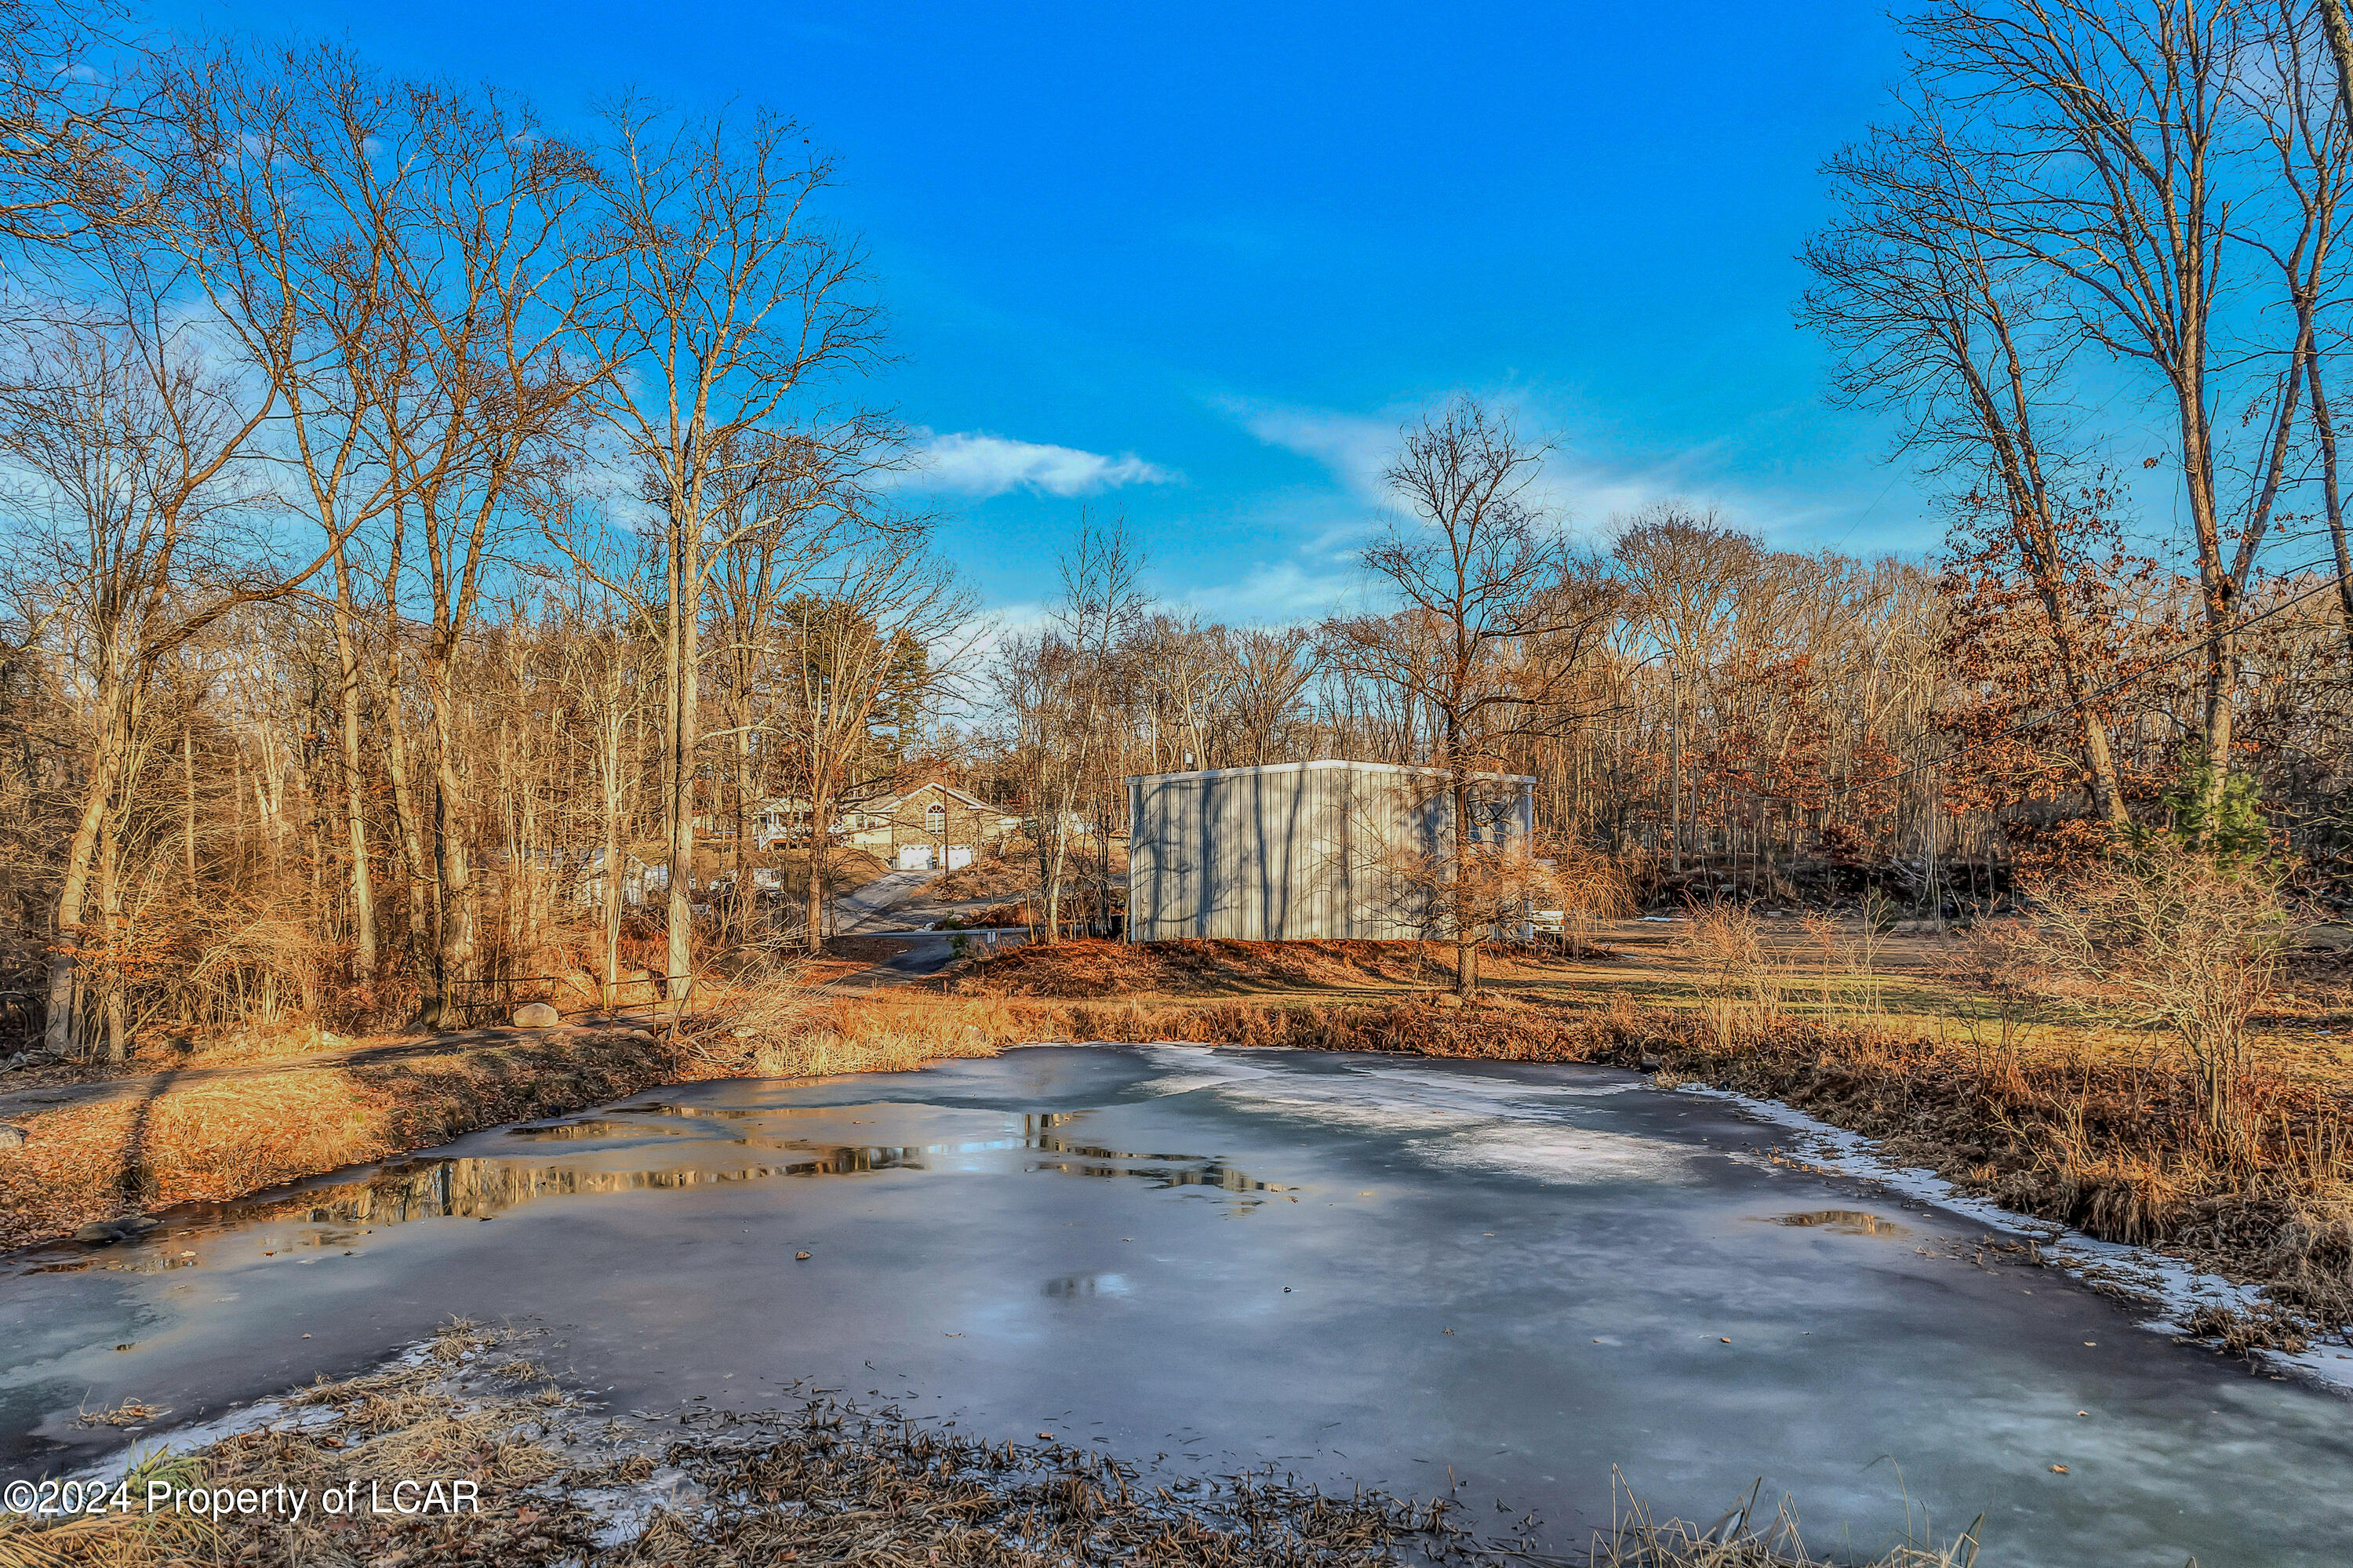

{"left": 1678, "top": 900, "right": 1782, "bottom": 1042}
{"left": 2255, "top": 1191, "right": 2353, "bottom": 1323}
{"left": 1552, "top": 842, "right": 1638, "bottom": 958}
{"left": 2038, "top": 1104, "right": 2195, "bottom": 1244}
{"left": 1980, "top": 839, "right": 2293, "bottom": 1150}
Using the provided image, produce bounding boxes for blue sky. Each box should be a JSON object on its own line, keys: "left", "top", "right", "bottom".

{"left": 157, "top": 0, "right": 1933, "bottom": 619}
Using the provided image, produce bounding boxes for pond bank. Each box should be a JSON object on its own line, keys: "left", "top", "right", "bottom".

{"left": 5, "top": 988, "right": 2350, "bottom": 1357}
{"left": 0, "top": 1321, "right": 1973, "bottom": 1568}
{"left": 9, "top": 1046, "right": 2347, "bottom": 1565}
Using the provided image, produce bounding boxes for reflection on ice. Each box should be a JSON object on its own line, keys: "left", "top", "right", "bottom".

{"left": 1759, "top": 1210, "right": 1912, "bottom": 1237}
{"left": 9, "top": 1102, "right": 1298, "bottom": 1263}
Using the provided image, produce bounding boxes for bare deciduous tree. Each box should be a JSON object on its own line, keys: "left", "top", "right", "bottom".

{"left": 0, "top": 0, "right": 162, "bottom": 247}
{"left": 1802, "top": 111, "right": 2135, "bottom": 827}
{"left": 1904, "top": 0, "right": 2309, "bottom": 839}
{"left": 579, "top": 103, "right": 879, "bottom": 1002}
{"left": 992, "top": 522, "right": 1145, "bottom": 944}
{"left": 1328, "top": 396, "right": 1619, "bottom": 996}
{"left": 0, "top": 248, "right": 332, "bottom": 1056}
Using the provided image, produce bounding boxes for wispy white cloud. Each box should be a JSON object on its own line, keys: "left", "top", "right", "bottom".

{"left": 1230, "top": 404, "right": 1398, "bottom": 504}
{"left": 1177, "top": 558, "right": 1360, "bottom": 625}
{"left": 1225, "top": 392, "right": 1850, "bottom": 544}
{"left": 900, "top": 430, "right": 1177, "bottom": 499}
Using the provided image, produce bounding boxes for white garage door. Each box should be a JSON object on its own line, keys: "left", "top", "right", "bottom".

{"left": 897, "top": 844, "right": 935, "bottom": 871}
{"left": 945, "top": 846, "right": 973, "bottom": 870}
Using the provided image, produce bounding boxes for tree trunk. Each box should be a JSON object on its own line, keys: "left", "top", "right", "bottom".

{"left": 733, "top": 719, "right": 752, "bottom": 948}
{"left": 1450, "top": 762, "right": 1477, "bottom": 1000}
{"left": 664, "top": 522, "right": 698, "bottom": 1007}
{"left": 97, "top": 812, "right": 124, "bottom": 1065}
{"left": 2078, "top": 712, "right": 2129, "bottom": 831}
{"left": 331, "top": 583, "right": 376, "bottom": 978}
{"left": 2176, "top": 358, "right": 2237, "bottom": 841}
{"left": 804, "top": 780, "right": 829, "bottom": 958}
{"left": 2309, "top": 353, "right": 2353, "bottom": 661}
{"left": 182, "top": 726, "right": 197, "bottom": 886}
{"left": 380, "top": 653, "right": 434, "bottom": 962}
{"left": 42, "top": 695, "right": 125, "bottom": 1057}
{"left": 1668, "top": 676, "right": 1682, "bottom": 875}
{"left": 424, "top": 660, "right": 474, "bottom": 1030}
{"left": 2322, "top": 0, "right": 2353, "bottom": 133}
{"left": 601, "top": 747, "right": 624, "bottom": 1012}
{"left": 1042, "top": 823, "right": 1064, "bottom": 944}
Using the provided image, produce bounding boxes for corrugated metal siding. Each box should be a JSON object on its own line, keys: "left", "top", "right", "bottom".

{"left": 1126, "top": 760, "right": 1529, "bottom": 942}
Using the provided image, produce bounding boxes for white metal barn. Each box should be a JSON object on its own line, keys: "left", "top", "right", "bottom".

{"left": 1123, "top": 759, "right": 1536, "bottom": 942}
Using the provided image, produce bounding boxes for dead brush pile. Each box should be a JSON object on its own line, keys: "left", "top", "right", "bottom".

{"left": 953, "top": 938, "right": 1462, "bottom": 998}
{"left": 932, "top": 857, "right": 1038, "bottom": 902}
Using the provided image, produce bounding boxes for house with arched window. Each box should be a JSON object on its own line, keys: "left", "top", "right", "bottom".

{"left": 755, "top": 781, "right": 1020, "bottom": 871}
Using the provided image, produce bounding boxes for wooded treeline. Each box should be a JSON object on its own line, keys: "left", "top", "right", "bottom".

{"left": 8, "top": 0, "right": 2353, "bottom": 1050}
{"left": 0, "top": 19, "right": 966, "bottom": 1057}
{"left": 979, "top": 0, "right": 2353, "bottom": 953}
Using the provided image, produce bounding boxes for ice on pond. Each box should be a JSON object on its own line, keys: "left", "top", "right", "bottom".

{"left": 4, "top": 1045, "right": 2351, "bottom": 1568}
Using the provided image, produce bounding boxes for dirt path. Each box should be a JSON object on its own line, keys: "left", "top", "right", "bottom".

{"left": 832, "top": 868, "right": 941, "bottom": 933}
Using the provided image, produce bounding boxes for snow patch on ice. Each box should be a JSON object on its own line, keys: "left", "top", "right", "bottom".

{"left": 1129, "top": 1044, "right": 1693, "bottom": 1185}
{"left": 1678, "top": 1082, "right": 2353, "bottom": 1392}
{"left": 1413, "top": 1122, "right": 1688, "bottom": 1184}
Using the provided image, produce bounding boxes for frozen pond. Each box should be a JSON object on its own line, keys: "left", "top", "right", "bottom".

{"left": 5, "top": 1045, "right": 2351, "bottom": 1563}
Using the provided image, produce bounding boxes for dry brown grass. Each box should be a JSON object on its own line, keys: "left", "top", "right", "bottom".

{"left": 1586, "top": 1475, "right": 1982, "bottom": 1567}
{"left": 0, "top": 1319, "right": 599, "bottom": 1568}
{"left": 0, "top": 1319, "right": 1995, "bottom": 1568}
{"left": 950, "top": 937, "right": 1552, "bottom": 998}
{"left": 0, "top": 1029, "right": 694, "bottom": 1250}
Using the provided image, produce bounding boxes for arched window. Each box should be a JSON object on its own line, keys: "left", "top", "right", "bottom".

{"left": 926, "top": 802, "right": 946, "bottom": 836}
